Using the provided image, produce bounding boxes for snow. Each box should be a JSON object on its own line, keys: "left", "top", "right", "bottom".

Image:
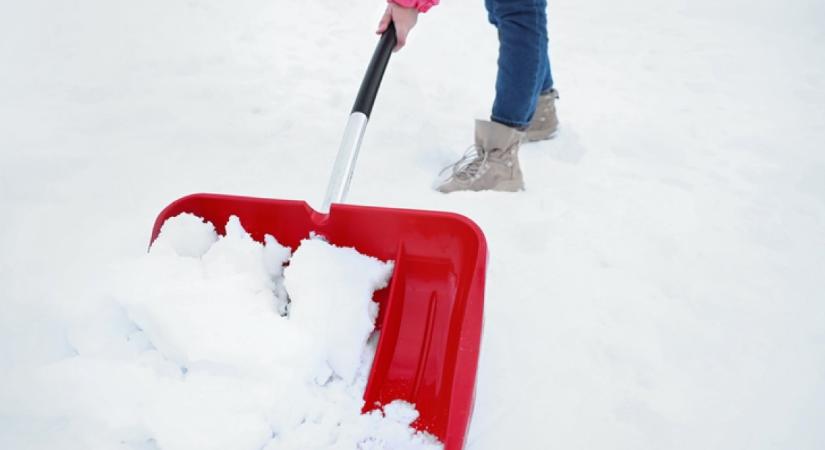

{"left": 2, "top": 0, "right": 824, "bottom": 449}
{"left": 285, "top": 237, "right": 394, "bottom": 384}
{"left": 0, "top": 213, "right": 436, "bottom": 450}
{"left": 120, "top": 214, "right": 301, "bottom": 376}
{"left": 151, "top": 213, "right": 219, "bottom": 258}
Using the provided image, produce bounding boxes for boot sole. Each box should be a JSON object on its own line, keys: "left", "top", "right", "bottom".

{"left": 435, "top": 180, "right": 524, "bottom": 194}
{"left": 491, "top": 180, "right": 525, "bottom": 192}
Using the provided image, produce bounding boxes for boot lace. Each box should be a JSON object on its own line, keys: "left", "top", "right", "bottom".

{"left": 439, "top": 145, "right": 489, "bottom": 182}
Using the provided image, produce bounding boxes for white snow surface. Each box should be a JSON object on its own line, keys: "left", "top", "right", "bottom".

{"left": 0, "top": 212, "right": 436, "bottom": 450}
{"left": 1, "top": 0, "right": 824, "bottom": 449}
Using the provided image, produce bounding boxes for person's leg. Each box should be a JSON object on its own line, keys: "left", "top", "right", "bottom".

{"left": 435, "top": 0, "right": 549, "bottom": 193}
{"left": 489, "top": 0, "right": 549, "bottom": 128}
{"left": 523, "top": 40, "right": 560, "bottom": 141}
{"left": 540, "top": 41, "right": 554, "bottom": 95}
{"left": 485, "top": 0, "right": 499, "bottom": 27}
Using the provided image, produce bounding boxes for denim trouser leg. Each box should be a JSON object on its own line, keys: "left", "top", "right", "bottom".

{"left": 484, "top": 0, "right": 553, "bottom": 128}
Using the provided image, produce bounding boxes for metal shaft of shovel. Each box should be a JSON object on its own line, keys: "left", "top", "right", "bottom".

{"left": 320, "top": 23, "right": 397, "bottom": 213}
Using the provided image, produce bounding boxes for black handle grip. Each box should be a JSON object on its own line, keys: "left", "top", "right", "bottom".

{"left": 351, "top": 22, "right": 397, "bottom": 117}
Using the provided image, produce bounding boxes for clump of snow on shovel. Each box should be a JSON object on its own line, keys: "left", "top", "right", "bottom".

{"left": 286, "top": 237, "right": 393, "bottom": 383}
{"left": 150, "top": 212, "right": 218, "bottom": 258}
{"left": 119, "top": 214, "right": 303, "bottom": 375}
{"left": 4, "top": 213, "right": 441, "bottom": 450}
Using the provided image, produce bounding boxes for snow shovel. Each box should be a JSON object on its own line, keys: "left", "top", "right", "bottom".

{"left": 150, "top": 23, "right": 486, "bottom": 450}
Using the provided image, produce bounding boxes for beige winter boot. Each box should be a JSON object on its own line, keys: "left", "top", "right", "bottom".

{"left": 435, "top": 119, "right": 525, "bottom": 193}
{"left": 525, "top": 88, "right": 559, "bottom": 142}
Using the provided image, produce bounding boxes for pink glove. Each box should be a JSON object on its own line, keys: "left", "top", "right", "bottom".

{"left": 388, "top": 0, "right": 439, "bottom": 13}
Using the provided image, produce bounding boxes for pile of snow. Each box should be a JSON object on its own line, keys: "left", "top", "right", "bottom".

{"left": 0, "top": 213, "right": 441, "bottom": 450}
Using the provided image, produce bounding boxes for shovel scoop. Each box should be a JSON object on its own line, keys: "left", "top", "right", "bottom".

{"left": 150, "top": 24, "right": 487, "bottom": 450}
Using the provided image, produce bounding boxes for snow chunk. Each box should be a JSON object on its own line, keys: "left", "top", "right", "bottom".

{"left": 120, "top": 215, "right": 305, "bottom": 375}
{"left": 40, "top": 213, "right": 440, "bottom": 450}
{"left": 151, "top": 212, "right": 218, "bottom": 258}
{"left": 286, "top": 237, "right": 394, "bottom": 383}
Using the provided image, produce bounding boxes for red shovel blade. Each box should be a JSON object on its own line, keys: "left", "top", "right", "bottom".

{"left": 150, "top": 194, "right": 487, "bottom": 450}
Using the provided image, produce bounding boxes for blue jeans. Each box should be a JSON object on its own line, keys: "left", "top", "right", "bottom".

{"left": 485, "top": 0, "right": 554, "bottom": 128}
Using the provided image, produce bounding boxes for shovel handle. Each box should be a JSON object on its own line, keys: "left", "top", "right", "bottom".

{"left": 321, "top": 23, "right": 397, "bottom": 213}
{"left": 352, "top": 22, "right": 397, "bottom": 117}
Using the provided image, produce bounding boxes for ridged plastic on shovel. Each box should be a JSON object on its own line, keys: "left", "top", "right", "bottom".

{"left": 150, "top": 193, "right": 487, "bottom": 450}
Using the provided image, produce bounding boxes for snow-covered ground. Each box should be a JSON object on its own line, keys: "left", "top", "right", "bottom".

{"left": 1, "top": 0, "right": 824, "bottom": 449}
